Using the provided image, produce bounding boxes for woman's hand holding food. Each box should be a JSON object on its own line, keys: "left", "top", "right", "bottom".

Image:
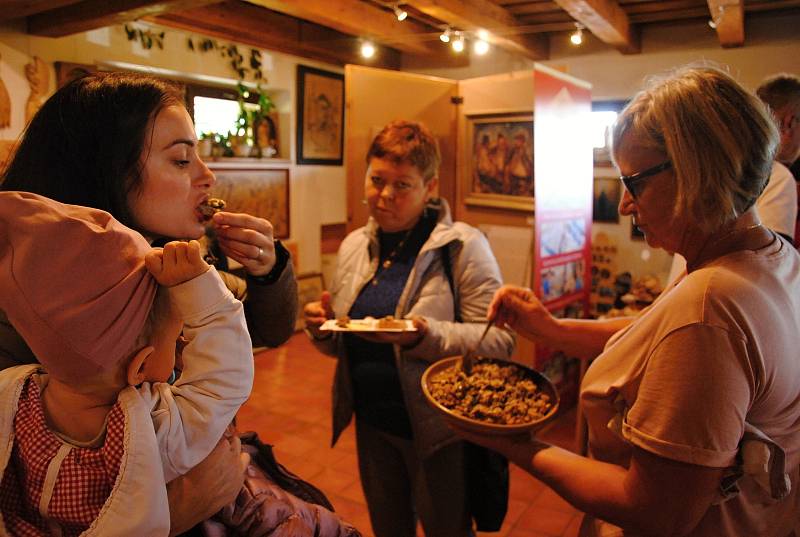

{"left": 448, "top": 423, "right": 550, "bottom": 471}
{"left": 304, "top": 291, "right": 334, "bottom": 339}
{"left": 211, "top": 212, "right": 277, "bottom": 277}
{"left": 355, "top": 317, "right": 428, "bottom": 348}
{"left": 488, "top": 285, "right": 558, "bottom": 342}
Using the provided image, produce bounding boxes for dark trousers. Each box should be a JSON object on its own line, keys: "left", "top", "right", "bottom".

{"left": 354, "top": 419, "right": 472, "bottom": 537}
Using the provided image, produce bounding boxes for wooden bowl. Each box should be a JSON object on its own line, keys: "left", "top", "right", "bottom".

{"left": 421, "top": 356, "right": 559, "bottom": 435}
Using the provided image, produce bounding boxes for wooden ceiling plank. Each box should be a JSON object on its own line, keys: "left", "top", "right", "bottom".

{"left": 407, "top": 0, "right": 549, "bottom": 60}
{"left": 0, "top": 0, "right": 82, "bottom": 22}
{"left": 549, "top": 0, "right": 641, "bottom": 53}
{"left": 27, "top": 0, "right": 222, "bottom": 37}
{"left": 628, "top": 7, "right": 712, "bottom": 22}
{"left": 507, "top": 1, "right": 569, "bottom": 16}
{"left": 625, "top": 0, "right": 709, "bottom": 14}
{"left": 150, "top": 1, "right": 402, "bottom": 69}
{"left": 707, "top": 0, "right": 744, "bottom": 47}
{"left": 243, "top": 0, "right": 440, "bottom": 56}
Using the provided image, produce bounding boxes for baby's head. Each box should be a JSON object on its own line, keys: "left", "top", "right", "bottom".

{"left": 0, "top": 191, "right": 166, "bottom": 389}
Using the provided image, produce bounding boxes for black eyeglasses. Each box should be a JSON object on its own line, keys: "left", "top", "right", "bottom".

{"left": 620, "top": 161, "right": 672, "bottom": 199}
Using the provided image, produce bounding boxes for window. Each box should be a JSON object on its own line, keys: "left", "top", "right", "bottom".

{"left": 186, "top": 84, "right": 260, "bottom": 138}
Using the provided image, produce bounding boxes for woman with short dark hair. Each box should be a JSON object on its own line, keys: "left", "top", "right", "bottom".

{"left": 304, "top": 120, "right": 515, "bottom": 536}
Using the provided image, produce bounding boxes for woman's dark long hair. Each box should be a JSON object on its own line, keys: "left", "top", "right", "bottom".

{"left": 1, "top": 71, "right": 184, "bottom": 229}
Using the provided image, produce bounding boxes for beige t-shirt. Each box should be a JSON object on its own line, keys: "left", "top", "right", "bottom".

{"left": 581, "top": 235, "right": 800, "bottom": 536}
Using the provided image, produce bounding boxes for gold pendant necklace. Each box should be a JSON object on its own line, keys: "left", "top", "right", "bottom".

{"left": 371, "top": 229, "right": 413, "bottom": 286}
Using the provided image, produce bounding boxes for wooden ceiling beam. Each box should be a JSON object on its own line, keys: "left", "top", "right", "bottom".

{"left": 150, "top": 1, "right": 401, "bottom": 69}
{"left": 707, "top": 0, "right": 744, "bottom": 47}
{"left": 243, "top": 0, "right": 445, "bottom": 57}
{"left": 0, "top": 0, "right": 82, "bottom": 22}
{"left": 27, "top": 0, "right": 222, "bottom": 37}
{"left": 407, "top": 0, "right": 550, "bottom": 60}
{"left": 550, "top": 0, "right": 641, "bottom": 53}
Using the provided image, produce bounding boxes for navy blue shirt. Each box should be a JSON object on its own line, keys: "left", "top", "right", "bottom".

{"left": 346, "top": 212, "right": 437, "bottom": 438}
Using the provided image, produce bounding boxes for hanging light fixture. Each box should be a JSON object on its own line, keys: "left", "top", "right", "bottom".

{"left": 473, "top": 38, "right": 490, "bottom": 55}
{"left": 439, "top": 26, "right": 452, "bottom": 43}
{"left": 451, "top": 31, "right": 465, "bottom": 53}
{"left": 361, "top": 41, "right": 376, "bottom": 58}
{"left": 570, "top": 23, "right": 584, "bottom": 45}
{"left": 393, "top": 3, "right": 408, "bottom": 21}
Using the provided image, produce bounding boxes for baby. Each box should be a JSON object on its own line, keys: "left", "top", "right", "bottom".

{"left": 0, "top": 191, "right": 254, "bottom": 536}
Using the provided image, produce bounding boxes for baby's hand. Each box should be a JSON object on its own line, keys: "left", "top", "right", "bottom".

{"left": 145, "top": 240, "right": 209, "bottom": 287}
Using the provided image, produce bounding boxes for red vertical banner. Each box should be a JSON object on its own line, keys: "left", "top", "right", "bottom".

{"left": 532, "top": 65, "right": 593, "bottom": 404}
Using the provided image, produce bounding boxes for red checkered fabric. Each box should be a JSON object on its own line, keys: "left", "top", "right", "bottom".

{"left": 0, "top": 377, "right": 125, "bottom": 536}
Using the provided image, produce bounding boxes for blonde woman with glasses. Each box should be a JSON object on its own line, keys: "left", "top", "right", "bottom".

{"left": 456, "top": 66, "right": 800, "bottom": 537}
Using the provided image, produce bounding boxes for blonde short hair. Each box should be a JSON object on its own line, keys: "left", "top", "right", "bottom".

{"left": 612, "top": 65, "right": 779, "bottom": 232}
{"left": 366, "top": 120, "right": 441, "bottom": 181}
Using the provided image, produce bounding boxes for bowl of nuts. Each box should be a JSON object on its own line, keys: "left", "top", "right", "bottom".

{"left": 421, "top": 356, "right": 559, "bottom": 435}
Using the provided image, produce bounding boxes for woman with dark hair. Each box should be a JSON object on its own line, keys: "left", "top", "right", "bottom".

{"left": 0, "top": 71, "right": 298, "bottom": 534}
{"left": 458, "top": 66, "right": 800, "bottom": 537}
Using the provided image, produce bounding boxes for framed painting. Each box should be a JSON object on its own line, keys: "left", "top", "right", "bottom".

{"left": 463, "top": 113, "right": 534, "bottom": 211}
{"left": 295, "top": 273, "right": 325, "bottom": 331}
{"left": 296, "top": 65, "right": 344, "bottom": 165}
{"left": 209, "top": 167, "right": 290, "bottom": 238}
{"left": 592, "top": 173, "right": 621, "bottom": 223}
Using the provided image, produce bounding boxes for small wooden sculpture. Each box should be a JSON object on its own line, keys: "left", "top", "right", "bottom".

{"left": 25, "top": 56, "right": 48, "bottom": 123}
{"left": 0, "top": 52, "right": 11, "bottom": 128}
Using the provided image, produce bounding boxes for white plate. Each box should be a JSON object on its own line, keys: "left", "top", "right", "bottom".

{"left": 320, "top": 318, "right": 417, "bottom": 332}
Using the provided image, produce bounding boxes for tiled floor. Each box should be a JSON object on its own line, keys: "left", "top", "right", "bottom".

{"left": 237, "top": 333, "right": 583, "bottom": 537}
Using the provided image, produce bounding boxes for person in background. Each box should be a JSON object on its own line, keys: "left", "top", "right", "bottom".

{"left": 756, "top": 73, "right": 800, "bottom": 247}
{"left": 304, "top": 120, "right": 514, "bottom": 537}
{"left": 456, "top": 66, "right": 800, "bottom": 537}
{"left": 0, "top": 192, "right": 253, "bottom": 536}
{"left": 0, "top": 71, "right": 297, "bottom": 534}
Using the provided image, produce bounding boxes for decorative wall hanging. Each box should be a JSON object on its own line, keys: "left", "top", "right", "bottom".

{"left": 25, "top": 56, "right": 48, "bottom": 122}
{"left": 296, "top": 65, "right": 344, "bottom": 165}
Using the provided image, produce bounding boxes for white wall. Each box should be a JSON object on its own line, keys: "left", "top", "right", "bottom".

{"left": 406, "top": 11, "right": 800, "bottom": 285}
{"left": 0, "top": 20, "right": 346, "bottom": 275}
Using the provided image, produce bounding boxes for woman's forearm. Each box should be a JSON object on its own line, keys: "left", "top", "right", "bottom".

{"left": 516, "top": 443, "right": 636, "bottom": 527}
{"left": 539, "top": 317, "right": 634, "bottom": 360}
{"left": 510, "top": 441, "right": 718, "bottom": 537}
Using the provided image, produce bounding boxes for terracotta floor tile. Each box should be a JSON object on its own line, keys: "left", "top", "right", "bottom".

{"left": 244, "top": 334, "right": 583, "bottom": 536}
{"left": 530, "top": 488, "right": 578, "bottom": 515}
{"left": 516, "top": 506, "right": 575, "bottom": 536}
{"left": 506, "top": 529, "right": 552, "bottom": 537}
{"left": 509, "top": 468, "right": 547, "bottom": 502}
{"left": 562, "top": 514, "right": 583, "bottom": 537}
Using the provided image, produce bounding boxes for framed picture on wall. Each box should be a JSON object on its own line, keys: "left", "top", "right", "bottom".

{"left": 463, "top": 113, "right": 534, "bottom": 211}
{"left": 592, "top": 173, "right": 621, "bottom": 223}
{"left": 209, "top": 167, "right": 290, "bottom": 238}
{"left": 295, "top": 273, "right": 325, "bottom": 331}
{"left": 296, "top": 65, "right": 344, "bottom": 165}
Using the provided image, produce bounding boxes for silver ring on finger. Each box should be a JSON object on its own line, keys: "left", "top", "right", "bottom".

{"left": 256, "top": 247, "right": 264, "bottom": 260}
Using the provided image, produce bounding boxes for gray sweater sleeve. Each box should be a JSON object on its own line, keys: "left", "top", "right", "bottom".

{"left": 217, "top": 254, "right": 298, "bottom": 349}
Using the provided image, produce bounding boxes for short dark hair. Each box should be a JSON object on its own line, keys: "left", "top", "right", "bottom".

{"left": 756, "top": 73, "right": 800, "bottom": 114}
{"left": 366, "top": 120, "right": 440, "bottom": 181}
{"left": 1, "top": 71, "right": 184, "bottom": 229}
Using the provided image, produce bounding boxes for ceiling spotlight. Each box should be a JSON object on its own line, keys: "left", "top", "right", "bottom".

{"left": 473, "top": 39, "right": 490, "bottom": 55}
{"left": 477, "top": 29, "right": 490, "bottom": 41}
{"left": 393, "top": 4, "right": 408, "bottom": 21}
{"left": 439, "top": 26, "right": 451, "bottom": 43}
{"left": 452, "top": 31, "right": 465, "bottom": 53}
{"left": 570, "top": 23, "right": 584, "bottom": 45}
{"left": 361, "top": 41, "right": 376, "bottom": 58}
